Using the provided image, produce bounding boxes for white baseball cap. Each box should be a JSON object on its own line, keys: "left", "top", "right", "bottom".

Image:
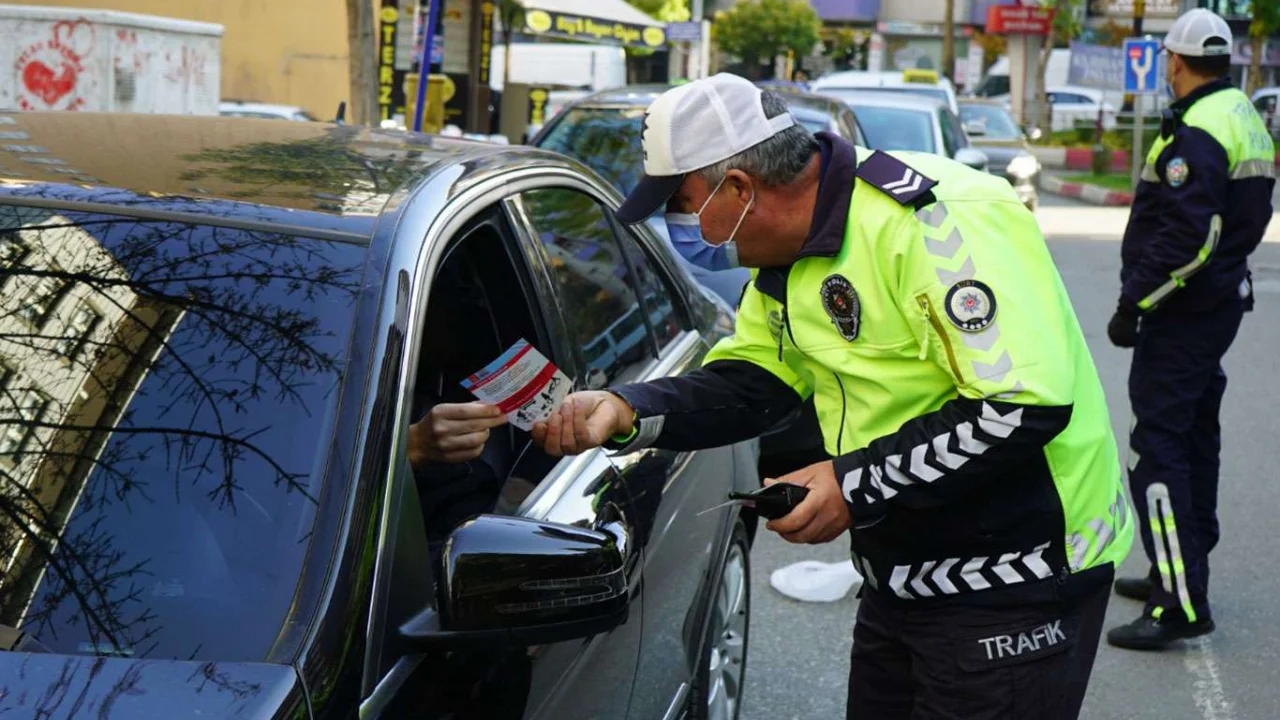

{"left": 616, "top": 73, "right": 796, "bottom": 224}
{"left": 1163, "top": 8, "right": 1232, "bottom": 57}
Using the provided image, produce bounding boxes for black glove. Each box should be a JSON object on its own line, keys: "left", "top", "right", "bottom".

{"left": 1107, "top": 297, "right": 1139, "bottom": 348}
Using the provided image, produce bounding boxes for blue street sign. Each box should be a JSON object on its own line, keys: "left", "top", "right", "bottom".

{"left": 1123, "top": 37, "right": 1161, "bottom": 94}
{"left": 667, "top": 21, "right": 702, "bottom": 42}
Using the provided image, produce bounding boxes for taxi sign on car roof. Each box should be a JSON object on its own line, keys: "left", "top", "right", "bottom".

{"left": 903, "top": 69, "right": 939, "bottom": 84}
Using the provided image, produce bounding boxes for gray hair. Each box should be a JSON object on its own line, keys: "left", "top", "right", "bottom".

{"left": 697, "top": 90, "right": 818, "bottom": 188}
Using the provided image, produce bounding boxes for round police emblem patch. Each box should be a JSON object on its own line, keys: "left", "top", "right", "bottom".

{"left": 944, "top": 279, "right": 997, "bottom": 333}
{"left": 820, "top": 275, "right": 861, "bottom": 341}
{"left": 1166, "top": 157, "right": 1189, "bottom": 188}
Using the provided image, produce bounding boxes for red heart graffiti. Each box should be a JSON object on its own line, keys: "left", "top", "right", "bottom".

{"left": 23, "top": 61, "right": 78, "bottom": 106}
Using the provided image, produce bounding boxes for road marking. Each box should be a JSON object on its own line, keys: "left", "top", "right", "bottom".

{"left": 1184, "top": 637, "right": 1236, "bottom": 720}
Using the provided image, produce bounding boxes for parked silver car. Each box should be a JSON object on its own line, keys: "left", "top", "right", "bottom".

{"left": 828, "top": 91, "right": 990, "bottom": 172}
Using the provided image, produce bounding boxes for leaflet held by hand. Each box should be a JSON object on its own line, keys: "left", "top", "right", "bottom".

{"left": 461, "top": 339, "right": 571, "bottom": 431}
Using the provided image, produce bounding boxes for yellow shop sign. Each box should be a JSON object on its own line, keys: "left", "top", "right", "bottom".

{"left": 523, "top": 9, "right": 666, "bottom": 49}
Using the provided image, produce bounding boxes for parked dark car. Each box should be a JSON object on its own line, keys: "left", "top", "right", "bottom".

{"left": 0, "top": 112, "right": 756, "bottom": 719}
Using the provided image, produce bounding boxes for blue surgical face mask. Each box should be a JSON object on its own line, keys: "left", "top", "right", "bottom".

{"left": 662, "top": 175, "right": 753, "bottom": 271}
{"left": 665, "top": 213, "right": 739, "bottom": 271}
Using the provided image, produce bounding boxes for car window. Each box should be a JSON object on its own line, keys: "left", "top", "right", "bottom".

{"left": 946, "top": 110, "right": 969, "bottom": 149}
{"left": 849, "top": 105, "right": 936, "bottom": 153}
{"left": 959, "top": 104, "right": 1023, "bottom": 139}
{"left": 535, "top": 106, "right": 646, "bottom": 196}
{"left": 613, "top": 227, "right": 683, "bottom": 352}
{"left": 411, "top": 212, "right": 560, "bottom": 543}
{"left": 521, "top": 188, "right": 656, "bottom": 388}
{"left": 0, "top": 205, "right": 364, "bottom": 662}
{"left": 1255, "top": 96, "right": 1276, "bottom": 113}
{"left": 839, "top": 109, "right": 865, "bottom": 145}
{"left": 939, "top": 109, "right": 958, "bottom": 156}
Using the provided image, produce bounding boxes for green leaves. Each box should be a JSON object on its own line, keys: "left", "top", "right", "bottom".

{"left": 628, "top": 0, "right": 690, "bottom": 22}
{"left": 712, "top": 0, "right": 821, "bottom": 65}
{"left": 1249, "top": 0, "right": 1280, "bottom": 39}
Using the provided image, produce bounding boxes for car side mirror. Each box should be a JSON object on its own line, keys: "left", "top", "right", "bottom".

{"left": 954, "top": 148, "right": 989, "bottom": 172}
{"left": 1025, "top": 126, "right": 1043, "bottom": 141}
{"left": 400, "top": 513, "right": 632, "bottom": 650}
{"left": 962, "top": 120, "right": 986, "bottom": 136}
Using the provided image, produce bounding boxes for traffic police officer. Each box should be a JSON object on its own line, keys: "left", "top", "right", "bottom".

{"left": 532, "top": 73, "right": 1132, "bottom": 718}
{"left": 1106, "top": 9, "right": 1275, "bottom": 650}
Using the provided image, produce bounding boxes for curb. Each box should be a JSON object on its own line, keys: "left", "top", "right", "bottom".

{"left": 1035, "top": 147, "right": 1280, "bottom": 170}
{"left": 1040, "top": 175, "right": 1133, "bottom": 206}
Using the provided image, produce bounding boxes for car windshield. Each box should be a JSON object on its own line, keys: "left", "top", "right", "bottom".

{"left": 537, "top": 106, "right": 646, "bottom": 195}
{"left": 959, "top": 104, "right": 1023, "bottom": 140}
{"left": 847, "top": 105, "right": 936, "bottom": 153}
{"left": 0, "top": 206, "right": 364, "bottom": 662}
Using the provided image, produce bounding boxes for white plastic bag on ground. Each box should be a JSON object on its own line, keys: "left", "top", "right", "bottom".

{"left": 769, "top": 559, "right": 863, "bottom": 603}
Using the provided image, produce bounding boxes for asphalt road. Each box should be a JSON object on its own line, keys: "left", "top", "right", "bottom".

{"left": 741, "top": 194, "right": 1280, "bottom": 720}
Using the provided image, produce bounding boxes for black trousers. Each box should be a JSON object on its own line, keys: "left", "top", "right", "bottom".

{"left": 847, "top": 567, "right": 1112, "bottom": 720}
{"left": 1127, "top": 302, "right": 1243, "bottom": 622}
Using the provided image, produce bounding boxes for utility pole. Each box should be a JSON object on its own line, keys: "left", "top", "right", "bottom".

{"left": 942, "top": 0, "right": 956, "bottom": 81}
{"left": 345, "top": 0, "right": 378, "bottom": 125}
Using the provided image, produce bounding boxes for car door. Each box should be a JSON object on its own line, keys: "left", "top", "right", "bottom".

{"left": 359, "top": 197, "right": 644, "bottom": 720}
{"left": 509, "top": 185, "right": 743, "bottom": 720}
{"left": 605, "top": 219, "right": 744, "bottom": 720}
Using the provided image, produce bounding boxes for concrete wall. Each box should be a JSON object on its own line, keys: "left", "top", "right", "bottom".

{"left": 4, "top": 0, "right": 350, "bottom": 117}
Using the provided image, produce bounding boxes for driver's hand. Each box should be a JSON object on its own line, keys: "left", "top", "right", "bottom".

{"left": 532, "top": 392, "right": 634, "bottom": 457}
{"left": 408, "top": 402, "right": 507, "bottom": 467}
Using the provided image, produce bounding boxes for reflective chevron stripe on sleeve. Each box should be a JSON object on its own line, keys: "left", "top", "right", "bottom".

{"left": 842, "top": 402, "right": 1025, "bottom": 506}
{"left": 883, "top": 543, "right": 1054, "bottom": 600}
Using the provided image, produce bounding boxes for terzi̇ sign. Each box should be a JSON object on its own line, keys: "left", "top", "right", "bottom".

{"left": 523, "top": 9, "right": 667, "bottom": 49}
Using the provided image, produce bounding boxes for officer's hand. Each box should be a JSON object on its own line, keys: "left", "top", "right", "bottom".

{"left": 533, "top": 392, "right": 635, "bottom": 457}
{"left": 408, "top": 402, "right": 507, "bottom": 467}
{"left": 763, "top": 461, "right": 851, "bottom": 544}
{"left": 1107, "top": 299, "right": 1139, "bottom": 348}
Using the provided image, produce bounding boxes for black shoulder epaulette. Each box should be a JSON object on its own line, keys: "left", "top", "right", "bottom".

{"left": 854, "top": 150, "right": 938, "bottom": 209}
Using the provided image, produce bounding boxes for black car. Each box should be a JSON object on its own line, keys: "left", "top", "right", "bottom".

{"left": 0, "top": 112, "right": 756, "bottom": 719}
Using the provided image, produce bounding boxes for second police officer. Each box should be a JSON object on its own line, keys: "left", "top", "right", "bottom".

{"left": 1106, "top": 8, "right": 1275, "bottom": 650}
{"left": 531, "top": 73, "right": 1133, "bottom": 718}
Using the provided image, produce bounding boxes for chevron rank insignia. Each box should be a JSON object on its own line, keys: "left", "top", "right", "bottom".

{"left": 855, "top": 151, "right": 938, "bottom": 207}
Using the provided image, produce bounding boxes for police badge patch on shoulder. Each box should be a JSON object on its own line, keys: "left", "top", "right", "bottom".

{"left": 820, "top": 275, "right": 861, "bottom": 341}
{"left": 1166, "top": 157, "right": 1190, "bottom": 187}
{"left": 944, "top": 279, "right": 997, "bottom": 332}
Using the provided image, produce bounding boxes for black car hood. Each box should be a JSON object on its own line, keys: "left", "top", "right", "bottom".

{"left": 0, "top": 653, "right": 304, "bottom": 719}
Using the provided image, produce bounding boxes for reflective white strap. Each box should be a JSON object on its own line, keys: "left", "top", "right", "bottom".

{"left": 1230, "top": 158, "right": 1276, "bottom": 180}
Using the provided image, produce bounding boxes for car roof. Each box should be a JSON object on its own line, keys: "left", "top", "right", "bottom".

{"left": 0, "top": 112, "right": 513, "bottom": 240}
{"left": 826, "top": 91, "right": 947, "bottom": 112}
{"left": 815, "top": 70, "right": 955, "bottom": 90}
{"left": 577, "top": 85, "right": 669, "bottom": 105}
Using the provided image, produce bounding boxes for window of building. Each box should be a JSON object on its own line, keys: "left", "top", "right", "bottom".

{"left": 16, "top": 272, "right": 69, "bottom": 328}
{"left": 0, "top": 385, "right": 49, "bottom": 460}
{"left": 55, "top": 304, "right": 104, "bottom": 360}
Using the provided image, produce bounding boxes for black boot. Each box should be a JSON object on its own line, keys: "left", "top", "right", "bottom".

{"left": 1114, "top": 575, "right": 1155, "bottom": 602}
{"left": 1107, "top": 611, "right": 1216, "bottom": 651}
